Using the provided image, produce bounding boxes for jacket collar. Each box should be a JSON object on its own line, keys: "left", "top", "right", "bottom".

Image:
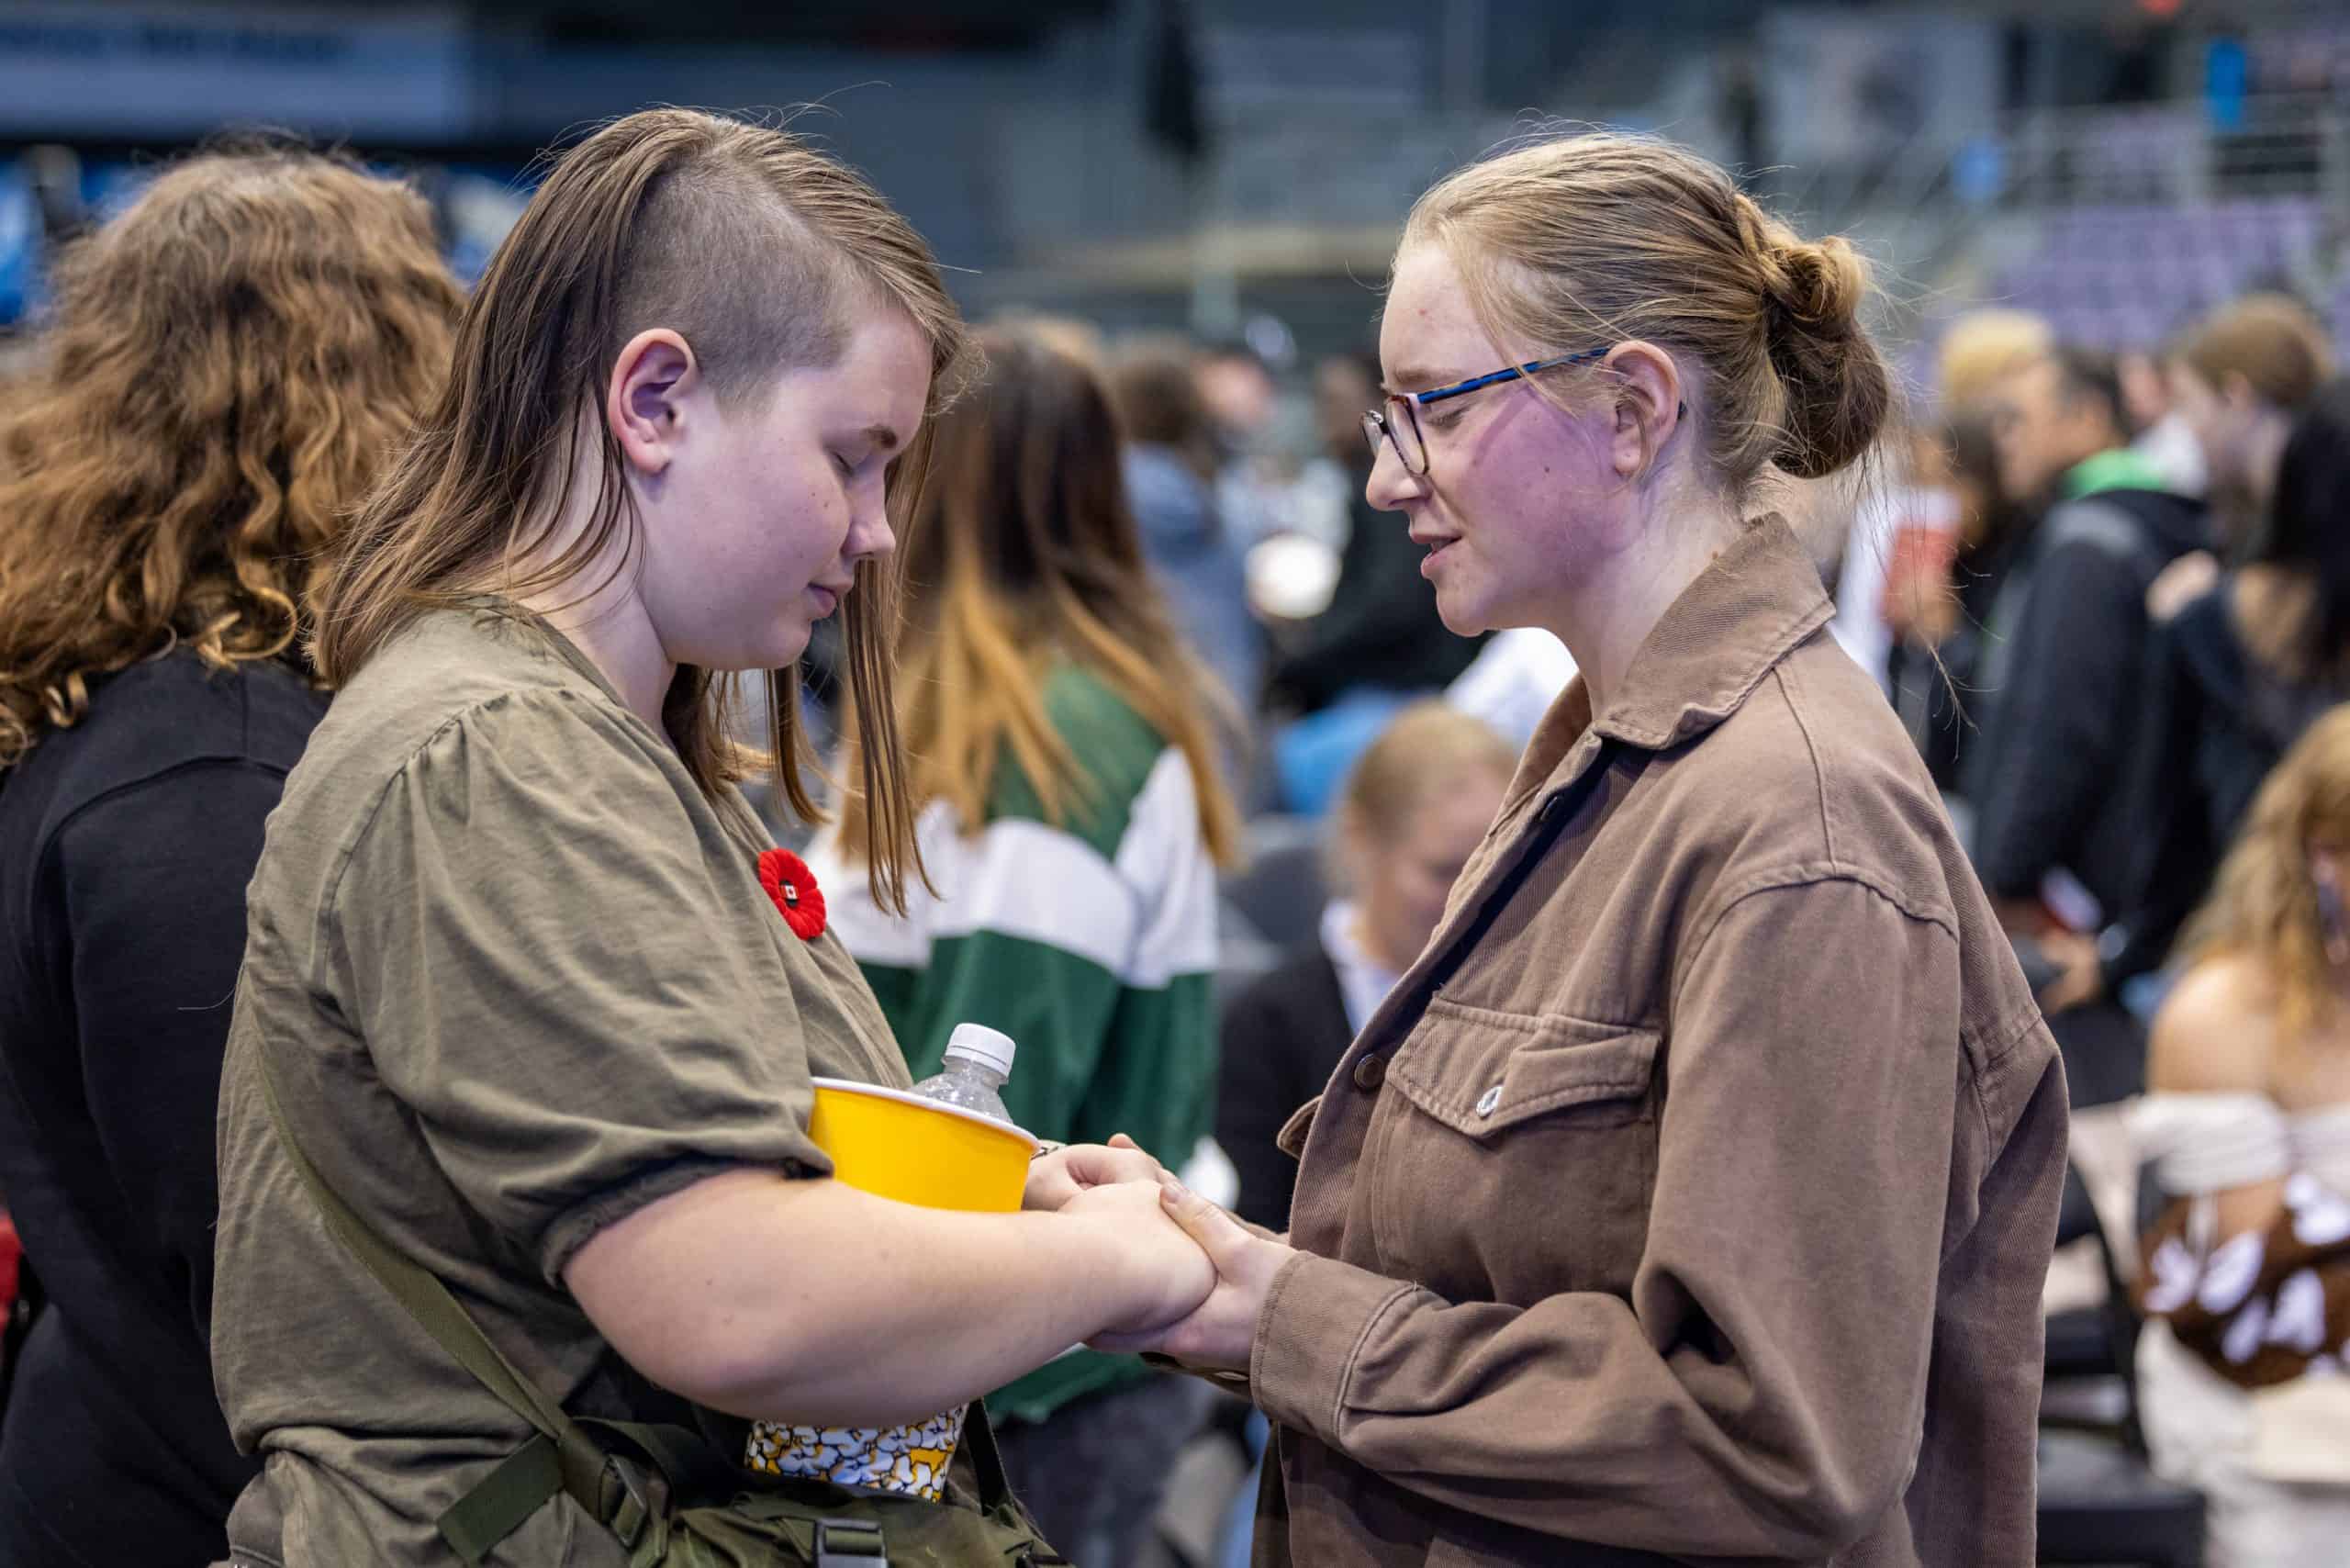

{"left": 2063, "top": 445, "right": 2172, "bottom": 499}
{"left": 1510, "top": 512, "right": 1833, "bottom": 798}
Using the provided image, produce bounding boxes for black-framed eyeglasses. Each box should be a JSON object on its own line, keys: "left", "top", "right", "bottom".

{"left": 1362, "top": 349, "right": 1608, "bottom": 476}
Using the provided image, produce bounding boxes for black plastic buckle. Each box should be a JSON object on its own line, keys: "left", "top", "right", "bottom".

{"left": 813, "top": 1518, "right": 889, "bottom": 1567}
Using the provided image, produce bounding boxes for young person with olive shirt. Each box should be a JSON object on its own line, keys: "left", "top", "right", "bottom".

{"left": 207, "top": 110, "right": 1208, "bottom": 1567}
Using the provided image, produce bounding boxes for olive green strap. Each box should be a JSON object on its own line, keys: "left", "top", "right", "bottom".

{"left": 436, "top": 1435, "right": 565, "bottom": 1564}
{"left": 251, "top": 1047, "right": 610, "bottom": 1557}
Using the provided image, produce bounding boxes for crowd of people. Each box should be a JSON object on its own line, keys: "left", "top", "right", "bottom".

{"left": 1845, "top": 287, "right": 2350, "bottom": 1561}
{"left": 0, "top": 102, "right": 2344, "bottom": 1568}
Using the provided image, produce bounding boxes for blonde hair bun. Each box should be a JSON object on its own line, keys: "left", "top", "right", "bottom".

{"left": 1405, "top": 131, "right": 1895, "bottom": 491}
{"left": 1737, "top": 196, "right": 1887, "bottom": 479}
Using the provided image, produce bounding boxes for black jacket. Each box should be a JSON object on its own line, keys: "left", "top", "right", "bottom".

{"left": 1215, "top": 941, "right": 1353, "bottom": 1235}
{"left": 0, "top": 652, "right": 320, "bottom": 1566}
{"left": 1964, "top": 483, "right": 2208, "bottom": 920}
{"left": 2110, "top": 577, "right": 2344, "bottom": 985}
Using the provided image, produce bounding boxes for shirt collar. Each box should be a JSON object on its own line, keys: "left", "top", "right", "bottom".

{"left": 1508, "top": 512, "right": 1833, "bottom": 795}
{"left": 456, "top": 593, "right": 636, "bottom": 713}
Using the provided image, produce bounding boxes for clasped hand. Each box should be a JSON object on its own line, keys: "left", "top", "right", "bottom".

{"left": 1024, "top": 1135, "right": 1293, "bottom": 1372}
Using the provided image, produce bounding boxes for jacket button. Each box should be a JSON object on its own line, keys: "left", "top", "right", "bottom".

{"left": 1475, "top": 1084, "right": 1503, "bottom": 1117}
{"left": 1352, "top": 1055, "right": 1386, "bottom": 1091}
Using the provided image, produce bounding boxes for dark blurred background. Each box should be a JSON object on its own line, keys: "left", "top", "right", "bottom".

{"left": 3, "top": 0, "right": 2344, "bottom": 357}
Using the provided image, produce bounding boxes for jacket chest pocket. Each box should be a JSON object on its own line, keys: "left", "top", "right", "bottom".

{"left": 1367, "top": 998, "right": 1661, "bottom": 1300}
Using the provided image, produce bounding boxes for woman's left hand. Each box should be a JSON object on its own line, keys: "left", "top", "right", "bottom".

{"left": 1024, "top": 1133, "right": 1167, "bottom": 1211}
{"left": 1088, "top": 1175, "right": 1295, "bottom": 1372}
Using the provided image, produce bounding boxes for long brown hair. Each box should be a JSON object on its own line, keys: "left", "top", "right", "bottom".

{"left": 837, "top": 326, "right": 1240, "bottom": 867}
{"left": 313, "top": 108, "right": 972, "bottom": 912}
{"left": 1402, "top": 130, "right": 1894, "bottom": 492}
{"left": 0, "top": 146, "right": 461, "bottom": 767}
{"left": 2181, "top": 704, "right": 2350, "bottom": 1046}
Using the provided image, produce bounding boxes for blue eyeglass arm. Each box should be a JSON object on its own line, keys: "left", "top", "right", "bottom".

{"left": 1411, "top": 348, "right": 1607, "bottom": 406}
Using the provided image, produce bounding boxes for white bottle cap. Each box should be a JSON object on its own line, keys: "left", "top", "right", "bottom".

{"left": 944, "top": 1023, "right": 1016, "bottom": 1078}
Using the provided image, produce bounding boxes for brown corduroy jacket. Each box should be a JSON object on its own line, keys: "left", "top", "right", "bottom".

{"left": 1245, "top": 515, "right": 2067, "bottom": 1567}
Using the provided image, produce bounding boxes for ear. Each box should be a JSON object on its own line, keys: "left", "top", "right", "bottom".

{"left": 2221, "top": 370, "right": 2261, "bottom": 413}
{"left": 605, "top": 329, "right": 699, "bottom": 477}
{"left": 1600, "top": 342, "right": 1684, "bottom": 481}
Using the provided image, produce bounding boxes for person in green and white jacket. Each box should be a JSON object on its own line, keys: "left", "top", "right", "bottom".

{"left": 808, "top": 325, "right": 1244, "bottom": 1563}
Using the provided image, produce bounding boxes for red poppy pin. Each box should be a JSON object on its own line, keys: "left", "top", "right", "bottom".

{"left": 756, "top": 847, "right": 826, "bottom": 942}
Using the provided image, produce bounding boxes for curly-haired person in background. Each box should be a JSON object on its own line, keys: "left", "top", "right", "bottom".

{"left": 0, "top": 147, "right": 463, "bottom": 1566}
{"left": 2132, "top": 703, "right": 2350, "bottom": 1566}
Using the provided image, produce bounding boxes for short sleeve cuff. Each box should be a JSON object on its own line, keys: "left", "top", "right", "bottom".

{"left": 1249, "top": 1251, "right": 1421, "bottom": 1449}
{"left": 540, "top": 1148, "right": 830, "bottom": 1286}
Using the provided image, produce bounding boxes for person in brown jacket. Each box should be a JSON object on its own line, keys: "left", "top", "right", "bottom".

{"left": 1098, "top": 132, "right": 2071, "bottom": 1566}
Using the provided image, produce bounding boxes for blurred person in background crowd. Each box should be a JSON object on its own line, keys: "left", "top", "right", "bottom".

{"left": 1964, "top": 344, "right": 2206, "bottom": 1102}
{"left": 1832, "top": 308, "right": 2051, "bottom": 689}
{"left": 0, "top": 146, "right": 463, "bottom": 1567}
{"left": 1939, "top": 308, "right": 2058, "bottom": 412}
{"left": 1264, "top": 352, "right": 1489, "bottom": 813}
{"left": 2129, "top": 705, "right": 2350, "bottom": 1565}
{"left": 208, "top": 110, "right": 1206, "bottom": 1568}
{"left": 1990, "top": 298, "right": 2328, "bottom": 1012}
{"left": 1875, "top": 311, "right": 2052, "bottom": 795}
{"left": 1823, "top": 305, "right": 2049, "bottom": 700}
{"left": 2165, "top": 293, "right": 2333, "bottom": 557}
{"left": 2121, "top": 345, "right": 2209, "bottom": 498}
{"left": 809, "top": 326, "right": 1243, "bottom": 1564}
{"left": 1111, "top": 337, "right": 1267, "bottom": 717}
{"left": 1885, "top": 409, "right": 2034, "bottom": 792}
{"left": 2119, "top": 379, "right": 2350, "bottom": 1003}
{"left": 1115, "top": 130, "right": 2065, "bottom": 1568}
{"left": 2061, "top": 299, "right": 2333, "bottom": 1010}
{"left": 1195, "top": 338, "right": 1278, "bottom": 449}
{"left": 1195, "top": 338, "right": 1290, "bottom": 544}
{"left": 1217, "top": 702, "right": 1515, "bottom": 1236}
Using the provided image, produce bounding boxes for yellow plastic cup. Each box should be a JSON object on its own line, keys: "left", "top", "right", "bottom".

{"left": 750, "top": 1079, "right": 1036, "bottom": 1494}
{"left": 806, "top": 1077, "right": 1037, "bottom": 1214}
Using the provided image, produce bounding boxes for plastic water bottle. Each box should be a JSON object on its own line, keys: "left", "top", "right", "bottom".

{"left": 908, "top": 1023, "right": 1017, "bottom": 1126}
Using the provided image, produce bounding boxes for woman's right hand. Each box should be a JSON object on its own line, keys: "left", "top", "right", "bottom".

{"left": 1061, "top": 1180, "right": 1214, "bottom": 1336}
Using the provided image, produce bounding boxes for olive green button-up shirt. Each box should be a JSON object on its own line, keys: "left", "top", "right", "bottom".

{"left": 211, "top": 603, "right": 910, "bottom": 1565}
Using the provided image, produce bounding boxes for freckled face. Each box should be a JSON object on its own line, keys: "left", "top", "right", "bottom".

{"left": 1367, "top": 243, "right": 1627, "bottom": 636}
